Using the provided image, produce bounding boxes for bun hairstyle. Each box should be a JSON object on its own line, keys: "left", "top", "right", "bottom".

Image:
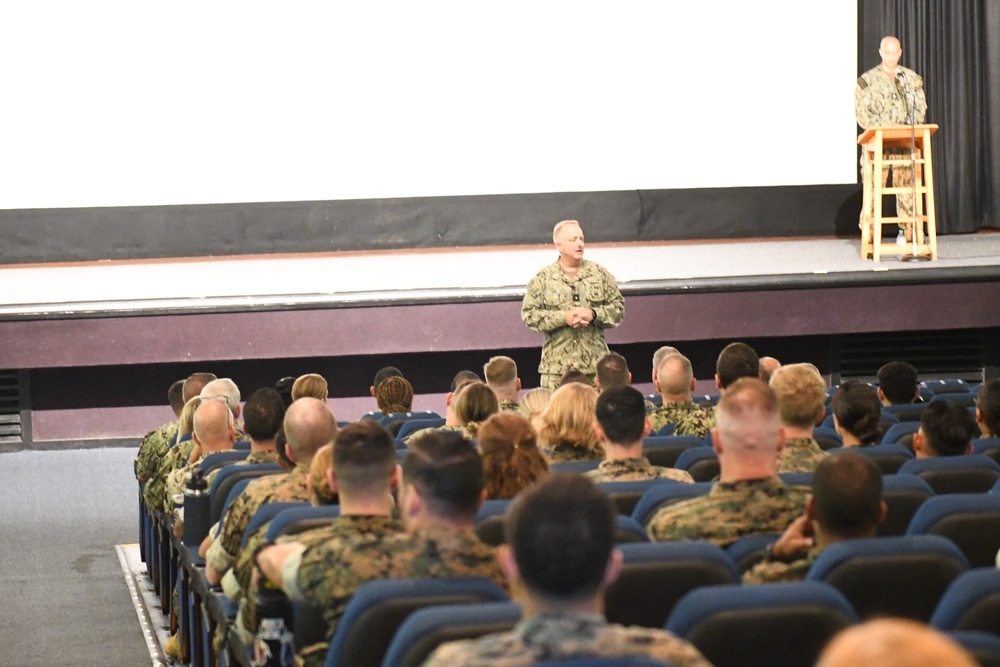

{"left": 479, "top": 413, "right": 549, "bottom": 500}
{"left": 832, "top": 381, "right": 884, "bottom": 445}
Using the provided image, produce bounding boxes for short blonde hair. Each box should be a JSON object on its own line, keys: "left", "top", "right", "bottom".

{"left": 770, "top": 363, "right": 827, "bottom": 429}
{"left": 292, "top": 374, "right": 329, "bottom": 402}
{"left": 309, "top": 443, "right": 337, "bottom": 506}
{"left": 519, "top": 388, "right": 552, "bottom": 422}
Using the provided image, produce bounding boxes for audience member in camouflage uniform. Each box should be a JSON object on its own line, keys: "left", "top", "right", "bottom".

{"left": 536, "top": 382, "right": 603, "bottom": 462}
{"left": 674, "top": 342, "right": 760, "bottom": 439}
{"left": 648, "top": 353, "right": 711, "bottom": 435}
{"left": 134, "top": 379, "right": 186, "bottom": 481}
{"left": 484, "top": 355, "right": 523, "bottom": 413}
{"left": 586, "top": 386, "right": 694, "bottom": 484}
{"left": 137, "top": 372, "right": 216, "bottom": 493}
{"left": 204, "top": 397, "right": 336, "bottom": 586}
{"left": 744, "top": 451, "right": 886, "bottom": 584}
{"left": 855, "top": 36, "right": 928, "bottom": 240}
{"left": 235, "top": 422, "right": 404, "bottom": 656}
{"left": 164, "top": 398, "right": 237, "bottom": 510}
{"left": 143, "top": 396, "right": 204, "bottom": 512}
{"left": 402, "top": 371, "right": 481, "bottom": 444}
{"left": 646, "top": 378, "right": 808, "bottom": 547}
{"left": 818, "top": 619, "right": 977, "bottom": 667}
{"left": 257, "top": 431, "right": 506, "bottom": 667}
{"left": 914, "top": 401, "right": 976, "bottom": 458}
{"left": 771, "top": 364, "right": 829, "bottom": 474}
{"left": 831, "top": 381, "right": 884, "bottom": 447}
{"left": 521, "top": 220, "right": 624, "bottom": 390}
{"left": 423, "top": 473, "right": 712, "bottom": 667}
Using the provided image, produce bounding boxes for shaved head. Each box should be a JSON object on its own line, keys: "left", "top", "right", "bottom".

{"left": 818, "top": 619, "right": 976, "bottom": 667}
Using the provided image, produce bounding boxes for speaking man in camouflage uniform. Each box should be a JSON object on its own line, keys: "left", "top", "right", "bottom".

{"left": 423, "top": 473, "right": 712, "bottom": 667}
{"left": 674, "top": 342, "right": 760, "bottom": 439}
{"left": 646, "top": 378, "right": 808, "bottom": 547}
{"left": 204, "top": 396, "right": 336, "bottom": 587}
{"left": 770, "top": 364, "right": 829, "bottom": 474}
{"left": 855, "top": 35, "right": 928, "bottom": 243}
{"left": 255, "top": 431, "right": 506, "bottom": 667}
{"left": 522, "top": 220, "right": 624, "bottom": 390}
{"left": 648, "top": 352, "right": 709, "bottom": 435}
{"left": 586, "top": 386, "right": 694, "bottom": 484}
{"left": 744, "top": 451, "right": 886, "bottom": 584}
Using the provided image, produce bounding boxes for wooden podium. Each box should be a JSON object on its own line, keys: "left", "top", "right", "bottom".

{"left": 858, "top": 124, "right": 938, "bottom": 262}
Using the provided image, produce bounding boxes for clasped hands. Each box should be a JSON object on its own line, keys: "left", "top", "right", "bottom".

{"left": 565, "top": 306, "right": 594, "bottom": 329}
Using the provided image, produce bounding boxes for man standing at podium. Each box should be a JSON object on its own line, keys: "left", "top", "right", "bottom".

{"left": 855, "top": 35, "right": 927, "bottom": 245}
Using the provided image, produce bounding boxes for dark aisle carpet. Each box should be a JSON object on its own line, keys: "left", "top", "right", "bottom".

{"left": 0, "top": 447, "right": 151, "bottom": 666}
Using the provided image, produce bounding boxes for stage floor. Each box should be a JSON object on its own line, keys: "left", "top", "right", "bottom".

{"left": 2, "top": 232, "right": 999, "bottom": 319}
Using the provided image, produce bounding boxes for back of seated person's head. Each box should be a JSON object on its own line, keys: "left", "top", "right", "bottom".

{"left": 200, "top": 378, "right": 241, "bottom": 416}
{"left": 717, "top": 342, "right": 760, "bottom": 389}
{"left": 537, "top": 382, "right": 600, "bottom": 451}
{"left": 331, "top": 421, "right": 396, "bottom": 498}
{"left": 832, "top": 381, "right": 883, "bottom": 446}
{"left": 284, "top": 397, "right": 338, "bottom": 465}
{"left": 274, "top": 376, "right": 296, "bottom": 409}
{"left": 292, "top": 373, "right": 329, "bottom": 402}
{"left": 595, "top": 352, "right": 630, "bottom": 392}
{"left": 454, "top": 382, "right": 500, "bottom": 436}
{"left": 519, "top": 387, "right": 553, "bottom": 423}
{"left": 918, "top": 401, "right": 976, "bottom": 457}
{"left": 193, "top": 397, "right": 235, "bottom": 450}
{"left": 372, "top": 366, "right": 403, "bottom": 393}
{"left": 812, "top": 451, "right": 884, "bottom": 540}
{"left": 656, "top": 352, "right": 694, "bottom": 397}
{"left": 178, "top": 396, "right": 204, "bottom": 439}
{"left": 977, "top": 379, "right": 1000, "bottom": 437}
{"left": 242, "top": 387, "right": 286, "bottom": 442}
{"left": 558, "top": 369, "right": 593, "bottom": 388}
{"left": 877, "top": 361, "right": 919, "bottom": 405}
{"left": 168, "top": 380, "right": 186, "bottom": 417}
{"left": 275, "top": 426, "right": 294, "bottom": 470}
{"left": 651, "top": 345, "right": 680, "bottom": 382}
{"left": 595, "top": 385, "right": 647, "bottom": 446}
{"left": 817, "top": 618, "right": 978, "bottom": 667}
{"left": 402, "top": 431, "right": 484, "bottom": 522}
{"left": 184, "top": 372, "right": 218, "bottom": 403}
{"left": 715, "top": 377, "right": 781, "bottom": 458}
{"left": 504, "top": 473, "right": 615, "bottom": 601}
{"left": 484, "top": 356, "right": 518, "bottom": 391}
{"left": 479, "top": 412, "right": 549, "bottom": 500}
{"left": 309, "top": 443, "right": 337, "bottom": 505}
{"left": 451, "top": 370, "right": 482, "bottom": 392}
{"left": 376, "top": 375, "right": 414, "bottom": 414}
{"left": 770, "top": 363, "right": 827, "bottom": 430}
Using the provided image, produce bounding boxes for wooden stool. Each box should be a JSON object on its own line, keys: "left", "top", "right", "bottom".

{"left": 858, "top": 124, "right": 938, "bottom": 262}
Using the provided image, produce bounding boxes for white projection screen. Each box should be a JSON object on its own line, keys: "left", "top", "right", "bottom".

{"left": 1, "top": 2, "right": 857, "bottom": 210}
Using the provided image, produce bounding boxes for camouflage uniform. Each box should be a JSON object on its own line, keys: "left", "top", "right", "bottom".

{"left": 143, "top": 436, "right": 196, "bottom": 512}
{"left": 498, "top": 399, "right": 521, "bottom": 414}
{"left": 743, "top": 546, "right": 820, "bottom": 585}
{"left": 672, "top": 406, "right": 716, "bottom": 440}
{"left": 242, "top": 449, "right": 280, "bottom": 465}
{"left": 134, "top": 420, "right": 178, "bottom": 480}
{"left": 402, "top": 423, "right": 465, "bottom": 446}
{"left": 521, "top": 259, "right": 624, "bottom": 390}
{"left": 855, "top": 65, "right": 928, "bottom": 223}
{"left": 585, "top": 457, "right": 694, "bottom": 484}
{"left": 544, "top": 442, "right": 603, "bottom": 463}
{"left": 205, "top": 465, "right": 312, "bottom": 575}
{"left": 235, "top": 514, "right": 403, "bottom": 649}
{"left": 776, "top": 437, "right": 828, "bottom": 474}
{"left": 283, "top": 526, "right": 506, "bottom": 667}
{"left": 422, "top": 612, "right": 712, "bottom": 667}
{"left": 648, "top": 400, "right": 704, "bottom": 435}
{"left": 644, "top": 477, "right": 808, "bottom": 547}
